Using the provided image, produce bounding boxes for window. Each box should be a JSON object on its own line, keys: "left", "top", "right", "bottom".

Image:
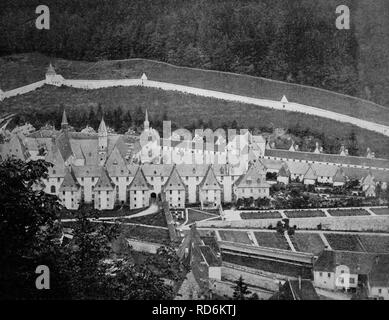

{"left": 350, "top": 278, "right": 355, "bottom": 284}
{"left": 51, "top": 186, "right": 56, "bottom": 193}
{"left": 378, "top": 289, "right": 382, "bottom": 294}
{"left": 328, "top": 273, "right": 331, "bottom": 278}
{"left": 319, "top": 272, "right": 323, "bottom": 277}
{"left": 341, "top": 270, "right": 344, "bottom": 274}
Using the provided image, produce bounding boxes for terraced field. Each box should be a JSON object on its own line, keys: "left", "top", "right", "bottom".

{"left": 324, "top": 233, "right": 365, "bottom": 252}
{"left": 284, "top": 210, "right": 326, "bottom": 218}
{"left": 327, "top": 209, "right": 370, "bottom": 217}
{"left": 119, "top": 224, "right": 171, "bottom": 244}
{"left": 187, "top": 209, "right": 215, "bottom": 224}
{"left": 358, "top": 235, "right": 389, "bottom": 253}
{"left": 291, "top": 233, "right": 326, "bottom": 255}
{"left": 370, "top": 208, "right": 389, "bottom": 215}
{"left": 222, "top": 253, "right": 312, "bottom": 278}
{"left": 240, "top": 211, "right": 282, "bottom": 220}
{"left": 218, "top": 230, "right": 253, "bottom": 245}
{"left": 253, "top": 232, "right": 290, "bottom": 251}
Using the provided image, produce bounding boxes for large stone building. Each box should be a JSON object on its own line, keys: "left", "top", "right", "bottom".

{"left": 1, "top": 109, "right": 389, "bottom": 211}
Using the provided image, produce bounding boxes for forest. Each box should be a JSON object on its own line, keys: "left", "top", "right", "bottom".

{"left": 0, "top": 0, "right": 389, "bottom": 107}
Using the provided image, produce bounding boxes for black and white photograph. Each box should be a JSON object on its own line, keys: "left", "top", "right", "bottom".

{"left": 1, "top": 0, "right": 389, "bottom": 306}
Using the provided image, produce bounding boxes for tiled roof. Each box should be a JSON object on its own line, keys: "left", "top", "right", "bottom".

{"left": 94, "top": 169, "right": 115, "bottom": 191}
{"left": 314, "top": 250, "right": 375, "bottom": 275}
{"left": 286, "top": 161, "right": 309, "bottom": 176}
{"left": 106, "top": 146, "right": 129, "bottom": 177}
{"left": 59, "top": 169, "right": 79, "bottom": 192}
{"left": 278, "top": 163, "right": 290, "bottom": 177}
{"left": 199, "top": 166, "right": 222, "bottom": 191}
{"left": 55, "top": 131, "right": 73, "bottom": 162}
{"left": 333, "top": 168, "right": 346, "bottom": 183}
{"left": 128, "top": 166, "right": 152, "bottom": 191}
{"left": 234, "top": 161, "right": 270, "bottom": 188}
{"left": 72, "top": 165, "right": 103, "bottom": 178}
{"left": 142, "top": 163, "right": 174, "bottom": 177}
{"left": 361, "top": 173, "right": 375, "bottom": 186}
{"left": 270, "top": 280, "right": 319, "bottom": 300}
{"left": 304, "top": 165, "right": 317, "bottom": 180}
{"left": 312, "top": 163, "right": 339, "bottom": 178}
{"left": 45, "top": 145, "right": 66, "bottom": 177}
{"left": 199, "top": 245, "right": 221, "bottom": 267}
{"left": 163, "top": 166, "right": 186, "bottom": 191}
{"left": 176, "top": 164, "right": 208, "bottom": 177}
{"left": 368, "top": 255, "right": 389, "bottom": 287}
{"left": 265, "top": 149, "right": 389, "bottom": 169}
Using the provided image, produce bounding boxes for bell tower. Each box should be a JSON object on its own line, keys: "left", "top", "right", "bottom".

{"left": 98, "top": 117, "right": 108, "bottom": 165}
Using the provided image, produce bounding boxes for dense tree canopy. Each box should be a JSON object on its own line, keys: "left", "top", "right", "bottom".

{"left": 0, "top": 158, "right": 184, "bottom": 299}
{"left": 0, "top": 0, "right": 388, "bottom": 106}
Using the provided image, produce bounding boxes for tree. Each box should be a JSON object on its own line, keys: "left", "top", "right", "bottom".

{"left": 0, "top": 158, "right": 66, "bottom": 299}
{"left": 0, "top": 158, "right": 182, "bottom": 300}
{"left": 232, "top": 276, "right": 251, "bottom": 300}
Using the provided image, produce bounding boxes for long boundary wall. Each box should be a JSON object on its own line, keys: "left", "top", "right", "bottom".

{"left": 1, "top": 75, "right": 389, "bottom": 137}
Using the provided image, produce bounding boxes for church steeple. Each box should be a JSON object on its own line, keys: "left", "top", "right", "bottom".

{"left": 144, "top": 109, "right": 150, "bottom": 130}
{"left": 61, "top": 109, "right": 69, "bottom": 130}
{"left": 98, "top": 117, "right": 107, "bottom": 136}
{"left": 98, "top": 117, "right": 108, "bottom": 166}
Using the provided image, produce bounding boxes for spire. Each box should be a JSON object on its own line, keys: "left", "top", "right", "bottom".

{"left": 98, "top": 117, "right": 107, "bottom": 135}
{"left": 46, "top": 63, "right": 56, "bottom": 75}
{"left": 314, "top": 142, "right": 320, "bottom": 154}
{"left": 144, "top": 109, "right": 150, "bottom": 130}
{"left": 61, "top": 109, "right": 68, "bottom": 129}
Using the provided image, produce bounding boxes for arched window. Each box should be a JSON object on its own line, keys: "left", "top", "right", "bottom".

{"left": 51, "top": 186, "right": 56, "bottom": 193}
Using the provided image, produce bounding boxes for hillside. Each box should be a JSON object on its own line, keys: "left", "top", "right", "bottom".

{"left": 2, "top": 85, "right": 389, "bottom": 158}
{"left": 1, "top": 53, "right": 389, "bottom": 128}
{"left": 1, "top": 0, "right": 389, "bottom": 108}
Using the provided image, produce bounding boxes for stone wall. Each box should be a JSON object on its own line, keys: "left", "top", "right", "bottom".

{"left": 197, "top": 215, "right": 389, "bottom": 232}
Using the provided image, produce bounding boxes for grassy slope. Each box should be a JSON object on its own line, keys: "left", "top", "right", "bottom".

{"left": 1, "top": 85, "right": 389, "bottom": 158}
{"left": 1, "top": 53, "right": 389, "bottom": 126}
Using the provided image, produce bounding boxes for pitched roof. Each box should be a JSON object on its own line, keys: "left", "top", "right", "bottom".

{"left": 176, "top": 164, "right": 208, "bottom": 177}
{"left": 361, "top": 173, "right": 375, "bottom": 186}
{"left": 265, "top": 148, "right": 389, "bottom": 170}
{"left": 94, "top": 169, "right": 115, "bottom": 191}
{"left": 46, "top": 63, "right": 56, "bottom": 75}
{"left": 198, "top": 245, "right": 221, "bottom": 267}
{"left": 304, "top": 165, "right": 317, "bottom": 180}
{"left": 270, "top": 279, "right": 319, "bottom": 300}
{"left": 234, "top": 161, "right": 270, "bottom": 188}
{"left": 59, "top": 169, "right": 79, "bottom": 192}
{"left": 98, "top": 117, "right": 107, "bottom": 134}
{"left": 163, "top": 166, "right": 186, "bottom": 191}
{"left": 55, "top": 131, "right": 73, "bottom": 162}
{"left": 72, "top": 165, "right": 103, "bottom": 178}
{"left": 278, "top": 163, "right": 290, "bottom": 177}
{"left": 314, "top": 250, "right": 375, "bottom": 274}
{"left": 199, "top": 166, "right": 222, "bottom": 191}
{"left": 45, "top": 145, "right": 66, "bottom": 177}
{"left": 311, "top": 163, "right": 339, "bottom": 178}
{"left": 128, "top": 166, "right": 152, "bottom": 191}
{"left": 333, "top": 168, "right": 346, "bottom": 183}
{"left": 287, "top": 161, "right": 310, "bottom": 175}
{"left": 368, "top": 255, "right": 389, "bottom": 287}
{"left": 106, "top": 146, "right": 129, "bottom": 177}
{"left": 61, "top": 110, "right": 68, "bottom": 127}
{"left": 142, "top": 164, "right": 174, "bottom": 177}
